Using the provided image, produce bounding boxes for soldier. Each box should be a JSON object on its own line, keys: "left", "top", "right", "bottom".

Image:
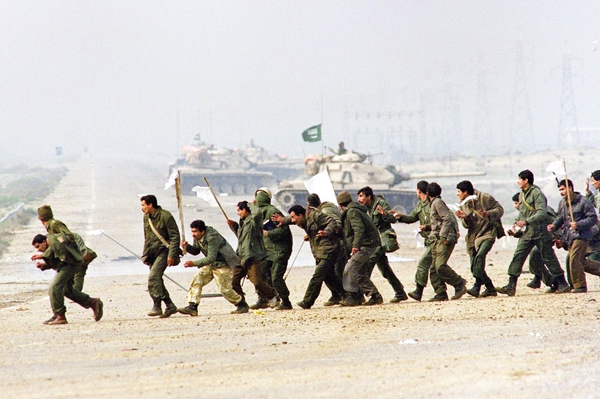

{"left": 336, "top": 191, "right": 382, "bottom": 306}
{"left": 250, "top": 187, "right": 294, "bottom": 310}
{"left": 34, "top": 206, "right": 103, "bottom": 325}
{"left": 584, "top": 170, "right": 600, "bottom": 209}
{"left": 454, "top": 180, "right": 504, "bottom": 298}
{"left": 272, "top": 204, "right": 345, "bottom": 309}
{"left": 421, "top": 183, "right": 467, "bottom": 302}
{"left": 140, "top": 195, "right": 181, "bottom": 318}
{"left": 497, "top": 170, "right": 570, "bottom": 296}
{"left": 391, "top": 181, "right": 433, "bottom": 301}
{"left": 72, "top": 232, "right": 97, "bottom": 291}
{"left": 357, "top": 186, "right": 408, "bottom": 303}
{"left": 548, "top": 179, "right": 600, "bottom": 293}
{"left": 177, "top": 220, "right": 243, "bottom": 316}
{"left": 227, "top": 201, "right": 278, "bottom": 314}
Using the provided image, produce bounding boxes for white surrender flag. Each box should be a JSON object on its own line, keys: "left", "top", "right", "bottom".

{"left": 164, "top": 169, "right": 179, "bottom": 190}
{"left": 304, "top": 169, "right": 338, "bottom": 205}
{"left": 545, "top": 159, "right": 567, "bottom": 179}
{"left": 192, "top": 186, "right": 219, "bottom": 208}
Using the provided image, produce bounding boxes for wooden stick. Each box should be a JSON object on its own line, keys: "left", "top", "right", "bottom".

{"left": 174, "top": 170, "right": 186, "bottom": 255}
{"left": 203, "top": 177, "right": 229, "bottom": 220}
{"left": 284, "top": 239, "right": 305, "bottom": 280}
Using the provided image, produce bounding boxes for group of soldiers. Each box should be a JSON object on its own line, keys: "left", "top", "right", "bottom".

{"left": 32, "top": 167, "right": 600, "bottom": 324}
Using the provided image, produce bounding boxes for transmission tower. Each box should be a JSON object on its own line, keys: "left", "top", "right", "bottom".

{"left": 510, "top": 41, "right": 534, "bottom": 153}
{"left": 559, "top": 50, "right": 578, "bottom": 146}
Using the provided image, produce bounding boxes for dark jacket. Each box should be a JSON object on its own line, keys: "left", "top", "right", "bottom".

{"left": 552, "top": 192, "right": 598, "bottom": 244}
{"left": 185, "top": 226, "right": 239, "bottom": 268}
{"left": 428, "top": 197, "right": 459, "bottom": 244}
{"left": 340, "top": 202, "right": 381, "bottom": 250}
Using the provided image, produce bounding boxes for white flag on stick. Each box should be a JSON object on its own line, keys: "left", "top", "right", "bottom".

{"left": 545, "top": 159, "right": 567, "bottom": 179}
{"left": 192, "top": 186, "right": 219, "bottom": 208}
{"left": 165, "top": 170, "right": 179, "bottom": 190}
{"left": 304, "top": 169, "right": 338, "bottom": 205}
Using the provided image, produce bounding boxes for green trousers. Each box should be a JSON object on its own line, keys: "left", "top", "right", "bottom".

{"left": 507, "top": 236, "right": 564, "bottom": 279}
{"left": 148, "top": 250, "right": 171, "bottom": 301}
{"left": 430, "top": 241, "right": 463, "bottom": 294}
{"left": 468, "top": 239, "right": 495, "bottom": 283}
{"left": 528, "top": 246, "right": 554, "bottom": 287}
{"left": 303, "top": 256, "right": 345, "bottom": 306}
{"left": 50, "top": 265, "right": 91, "bottom": 314}
{"left": 261, "top": 252, "right": 292, "bottom": 301}
{"left": 414, "top": 245, "right": 433, "bottom": 288}
{"left": 366, "top": 246, "right": 405, "bottom": 295}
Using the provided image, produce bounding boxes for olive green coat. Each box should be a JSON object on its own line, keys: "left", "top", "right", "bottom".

{"left": 229, "top": 211, "right": 268, "bottom": 267}
{"left": 252, "top": 200, "right": 293, "bottom": 259}
{"left": 428, "top": 197, "right": 459, "bottom": 244}
{"left": 397, "top": 199, "right": 433, "bottom": 246}
{"left": 142, "top": 206, "right": 181, "bottom": 261}
{"left": 366, "top": 195, "right": 396, "bottom": 233}
{"left": 459, "top": 190, "right": 504, "bottom": 251}
{"left": 516, "top": 184, "right": 550, "bottom": 241}
{"left": 340, "top": 202, "right": 381, "bottom": 249}
{"left": 185, "top": 226, "right": 240, "bottom": 268}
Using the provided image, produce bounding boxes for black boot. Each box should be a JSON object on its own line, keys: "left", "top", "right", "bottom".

{"left": 160, "top": 297, "right": 178, "bottom": 318}
{"left": 147, "top": 298, "right": 163, "bottom": 317}
{"left": 467, "top": 279, "right": 482, "bottom": 298}
{"left": 527, "top": 275, "right": 541, "bottom": 289}
{"left": 554, "top": 274, "right": 572, "bottom": 294}
{"left": 408, "top": 284, "right": 425, "bottom": 302}
{"left": 178, "top": 302, "right": 199, "bottom": 316}
{"left": 480, "top": 279, "right": 498, "bottom": 297}
{"left": 364, "top": 292, "right": 384, "bottom": 306}
{"left": 250, "top": 296, "right": 269, "bottom": 310}
{"left": 340, "top": 292, "right": 363, "bottom": 307}
{"left": 390, "top": 291, "right": 409, "bottom": 303}
{"left": 277, "top": 297, "right": 293, "bottom": 310}
{"left": 497, "top": 276, "right": 518, "bottom": 296}
{"left": 427, "top": 292, "right": 449, "bottom": 302}
{"left": 231, "top": 299, "right": 250, "bottom": 314}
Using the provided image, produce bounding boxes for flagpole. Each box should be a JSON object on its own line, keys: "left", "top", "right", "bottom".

{"left": 174, "top": 171, "right": 186, "bottom": 255}
{"left": 562, "top": 158, "right": 575, "bottom": 222}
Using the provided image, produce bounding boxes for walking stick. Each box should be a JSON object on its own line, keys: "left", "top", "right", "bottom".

{"left": 174, "top": 170, "right": 186, "bottom": 255}
{"left": 284, "top": 240, "right": 305, "bottom": 280}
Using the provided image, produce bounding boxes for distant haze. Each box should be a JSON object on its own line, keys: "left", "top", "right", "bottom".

{"left": 1, "top": 1, "right": 599, "bottom": 163}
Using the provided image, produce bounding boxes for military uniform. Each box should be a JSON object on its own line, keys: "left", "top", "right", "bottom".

{"left": 317, "top": 201, "right": 347, "bottom": 280}
{"left": 396, "top": 199, "right": 433, "bottom": 298}
{"left": 229, "top": 211, "right": 277, "bottom": 304}
{"left": 458, "top": 190, "right": 504, "bottom": 297}
{"left": 280, "top": 206, "right": 345, "bottom": 308}
{"left": 527, "top": 206, "right": 558, "bottom": 288}
{"left": 142, "top": 206, "right": 181, "bottom": 307}
{"left": 72, "top": 232, "right": 97, "bottom": 291}
{"left": 499, "top": 184, "right": 568, "bottom": 295}
{"left": 364, "top": 195, "right": 406, "bottom": 301}
{"left": 182, "top": 226, "right": 242, "bottom": 309}
{"left": 340, "top": 201, "right": 381, "bottom": 303}
{"left": 253, "top": 190, "right": 293, "bottom": 306}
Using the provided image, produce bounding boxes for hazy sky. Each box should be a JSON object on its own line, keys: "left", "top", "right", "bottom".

{"left": 1, "top": 1, "right": 599, "bottom": 162}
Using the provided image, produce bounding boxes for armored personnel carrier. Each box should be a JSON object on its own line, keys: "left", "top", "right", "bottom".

{"left": 171, "top": 144, "right": 275, "bottom": 195}
{"left": 274, "top": 151, "right": 418, "bottom": 212}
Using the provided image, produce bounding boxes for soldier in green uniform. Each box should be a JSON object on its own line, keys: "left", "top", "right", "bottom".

{"left": 272, "top": 204, "right": 345, "bottom": 309}
{"left": 227, "top": 201, "right": 278, "bottom": 314}
{"left": 454, "top": 181, "right": 504, "bottom": 298}
{"left": 140, "top": 195, "right": 181, "bottom": 318}
{"left": 357, "top": 186, "right": 407, "bottom": 303}
{"left": 584, "top": 170, "right": 600, "bottom": 209}
{"left": 421, "top": 183, "right": 468, "bottom": 301}
{"left": 72, "top": 232, "right": 97, "bottom": 291}
{"left": 497, "top": 170, "right": 570, "bottom": 296}
{"left": 337, "top": 191, "right": 382, "bottom": 306}
{"left": 177, "top": 220, "right": 242, "bottom": 316}
{"left": 250, "top": 187, "right": 294, "bottom": 310}
{"left": 391, "top": 181, "right": 432, "bottom": 301}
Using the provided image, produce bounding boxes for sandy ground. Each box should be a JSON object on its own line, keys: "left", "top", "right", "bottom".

{"left": 1, "top": 153, "right": 600, "bottom": 398}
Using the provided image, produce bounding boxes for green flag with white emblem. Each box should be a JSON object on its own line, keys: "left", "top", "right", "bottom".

{"left": 302, "top": 124, "right": 322, "bottom": 142}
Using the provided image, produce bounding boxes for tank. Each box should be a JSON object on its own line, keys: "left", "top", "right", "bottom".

{"left": 241, "top": 140, "right": 304, "bottom": 182}
{"left": 171, "top": 144, "right": 275, "bottom": 195}
{"left": 274, "top": 151, "right": 418, "bottom": 213}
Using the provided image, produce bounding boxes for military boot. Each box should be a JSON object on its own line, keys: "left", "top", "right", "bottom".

{"left": 427, "top": 292, "right": 449, "bottom": 302}
{"left": 231, "top": 299, "right": 250, "bottom": 314}
{"left": 178, "top": 302, "right": 199, "bottom": 316}
{"left": 160, "top": 298, "right": 178, "bottom": 318}
{"left": 497, "top": 276, "right": 518, "bottom": 296}
{"left": 323, "top": 296, "right": 342, "bottom": 306}
{"left": 390, "top": 291, "right": 409, "bottom": 303}
{"left": 90, "top": 298, "right": 104, "bottom": 322}
{"left": 340, "top": 292, "right": 363, "bottom": 307}
{"left": 43, "top": 314, "right": 57, "bottom": 325}
{"left": 408, "top": 284, "right": 425, "bottom": 302}
{"left": 276, "top": 298, "right": 293, "bottom": 310}
{"left": 364, "top": 292, "right": 384, "bottom": 306}
{"left": 250, "top": 296, "right": 269, "bottom": 310}
{"left": 451, "top": 279, "right": 468, "bottom": 300}
{"left": 527, "top": 275, "right": 542, "bottom": 289}
{"left": 47, "top": 313, "right": 68, "bottom": 325}
{"left": 480, "top": 279, "right": 498, "bottom": 297}
{"left": 554, "top": 274, "right": 572, "bottom": 294}
{"left": 147, "top": 299, "right": 163, "bottom": 316}
{"left": 467, "top": 279, "right": 482, "bottom": 298}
